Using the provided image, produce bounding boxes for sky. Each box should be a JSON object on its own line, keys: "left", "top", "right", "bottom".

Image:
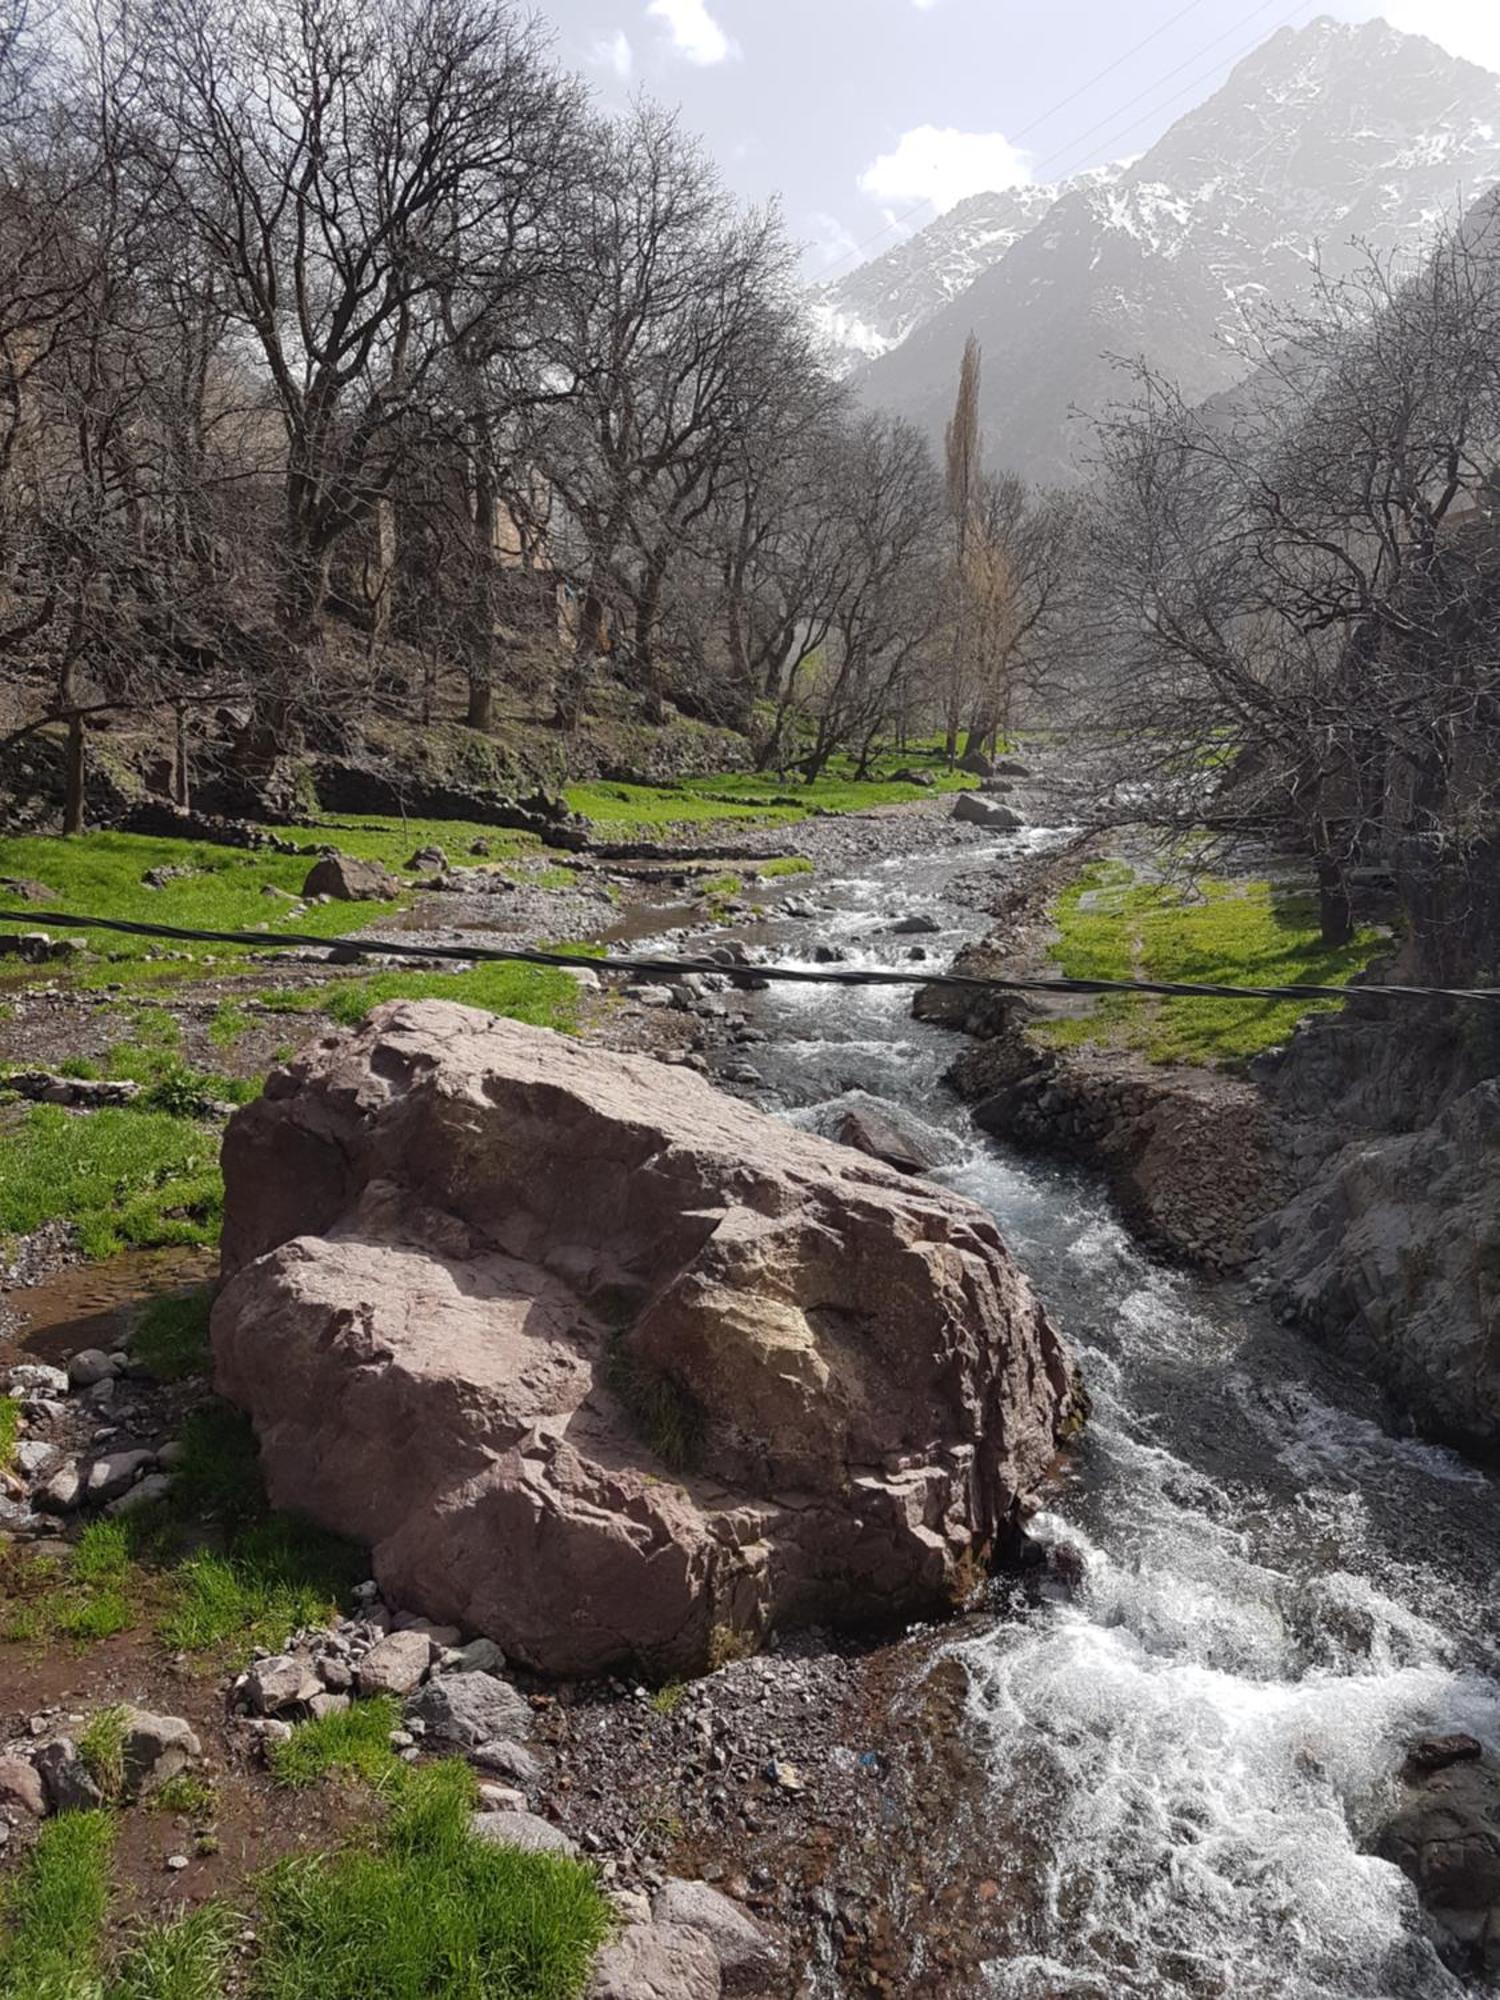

{"left": 533, "top": 0, "right": 1500, "bottom": 279}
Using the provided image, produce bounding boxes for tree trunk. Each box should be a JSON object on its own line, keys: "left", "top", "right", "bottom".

{"left": 62, "top": 713, "right": 85, "bottom": 835}
{"left": 173, "top": 703, "right": 190, "bottom": 810}
{"left": 634, "top": 557, "right": 668, "bottom": 725}
{"left": 465, "top": 676, "right": 494, "bottom": 731}
{"left": 1315, "top": 850, "right": 1354, "bottom": 949}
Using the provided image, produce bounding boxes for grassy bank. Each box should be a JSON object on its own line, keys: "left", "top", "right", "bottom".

{"left": 1034, "top": 861, "right": 1386, "bottom": 1066}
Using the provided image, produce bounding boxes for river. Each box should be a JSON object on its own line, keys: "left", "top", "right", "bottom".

{"left": 694, "top": 819, "right": 1500, "bottom": 1999}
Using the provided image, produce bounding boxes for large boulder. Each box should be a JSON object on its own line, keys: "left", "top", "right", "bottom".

{"left": 1377, "top": 1738, "right": 1500, "bottom": 1975}
{"left": 300, "top": 854, "right": 401, "bottom": 902}
{"left": 951, "top": 793, "right": 1023, "bottom": 831}
{"left": 212, "top": 1002, "right": 1077, "bottom": 1677}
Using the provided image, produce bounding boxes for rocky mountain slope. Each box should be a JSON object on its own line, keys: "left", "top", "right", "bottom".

{"left": 843, "top": 17, "right": 1500, "bottom": 481}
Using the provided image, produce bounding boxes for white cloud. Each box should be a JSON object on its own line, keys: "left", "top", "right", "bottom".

{"left": 592, "top": 28, "right": 633, "bottom": 79}
{"left": 1373, "top": 1, "right": 1500, "bottom": 72}
{"left": 645, "top": 0, "right": 739, "bottom": 65}
{"left": 858, "top": 125, "right": 1032, "bottom": 214}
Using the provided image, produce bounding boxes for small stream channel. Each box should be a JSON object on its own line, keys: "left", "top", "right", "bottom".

{"left": 673, "top": 823, "right": 1500, "bottom": 1999}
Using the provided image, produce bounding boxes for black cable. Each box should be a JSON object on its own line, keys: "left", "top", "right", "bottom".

{"left": 1, "top": 908, "right": 1494, "bottom": 1007}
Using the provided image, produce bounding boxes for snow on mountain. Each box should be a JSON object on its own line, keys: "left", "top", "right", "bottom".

{"left": 841, "top": 16, "right": 1500, "bottom": 483}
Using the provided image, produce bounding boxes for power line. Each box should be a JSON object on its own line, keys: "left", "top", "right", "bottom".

{"left": 2, "top": 909, "right": 1494, "bottom": 1008}
{"left": 809, "top": 0, "right": 1314, "bottom": 290}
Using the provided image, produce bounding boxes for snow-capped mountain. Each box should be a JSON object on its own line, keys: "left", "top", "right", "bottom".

{"left": 845, "top": 16, "right": 1500, "bottom": 483}
{"left": 810, "top": 166, "right": 1124, "bottom": 373}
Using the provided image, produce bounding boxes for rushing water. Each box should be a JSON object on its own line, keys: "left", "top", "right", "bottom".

{"left": 666, "top": 825, "right": 1500, "bottom": 1999}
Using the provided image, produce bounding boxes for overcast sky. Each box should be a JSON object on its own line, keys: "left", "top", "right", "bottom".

{"left": 533, "top": 0, "right": 1500, "bottom": 278}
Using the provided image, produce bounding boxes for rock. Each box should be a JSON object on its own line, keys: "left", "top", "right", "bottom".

{"left": 991, "top": 757, "right": 1032, "bottom": 778}
{"left": 470, "top": 1809, "right": 577, "bottom": 1857}
{"left": 6, "top": 1364, "right": 68, "bottom": 1398}
{"left": 318, "top": 1656, "right": 353, "bottom": 1692}
{"left": 477, "top": 1783, "right": 527, "bottom": 1811}
{"left": 0, "top": 876, "right": 55, "bottom": 903}
{"left": 393, "top": 1614, "right": 463, "bottom": 1652}
{"left": 34, "top": 1460, "right": 83, "bottom": 1514}
{"left": 469, "top": 1739, "right": 544, "bottom": 1786}
{"left": 245, "top": 1654, "right": 322, "bottom": 1715}
{"left": 588, "top": 1924, "right": 721, "bottom": 2000}
{"left": 443, "top": 1636, "right": 505, "bottom": 1676}
{"left": 889, "top": 914, "right": 941, "bottom": 936}
{"left": 951, "top": 793, "right": 1023, "bottom": 831}
{"left": 980, "top": 776, "right": 1014, "bottom": 794}
{"left": 299, "top": 855, "right": 401, "bottom": 902}
{"left": 810, "top": 943, "right": 844, "bottom": 963}
{"left": 1378, "top": 1747, "right": 1500, "bottom": 1973}
{"left": 407, "top": 1672, "right": 531, "bottom": 1750}
{"left": 406, "top": 846, "right": 448, "bottom": 872}
{"left": 653, "top": 1879, "right": 783, "bottom": 1991}
{"left": 108, "top": 1472, "right": 174, "bottom": 1517}
{"left": 68, "top": 1352, "right": 117, "bottom": 1384}
{"left": 165, "top": 1853, "right": 190, "bottom": 1871}
{"left": 831, "top": 1105, "right": 933, "bottom": 1176}
{"left": 0, "top": 1756, "right": 46, "bottom": 1818}
{"left": 956, "top": 750, "right": 993, "bottom": 777}
{"left": 14, "top": 1438, "right": 59, "bottom": 1479}
{"left": 211, "top": 1001, "right": 1077, "bottom": 1677}
{"left": 117, "top": 1709, "right": 202, "bottom": 1799}
{"left": 34, "top": 1739, "right": 103, "bottom": 1814}
{"left": 468, "top": 839, "right": 492, "bottom": 857}
{"left": 887, "top": 768, "right": 935, "bottom": 787}
{"left": 625, "top": 984, "right": 675, "bottom": 1007}
{"left": 307, "top": 1692, "right": 351, "bottom": 1720}
{"left": 83, "top": 1449, "right": 154, "bottom": 1505}
{"left": 355, "top": 1629, "right": 432, "bottom": 1697}
{"left": 1410, "top": 1735, "right": 1485, "bottom": 1774}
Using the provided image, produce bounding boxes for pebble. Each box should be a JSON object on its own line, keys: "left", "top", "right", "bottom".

{"left": 166, "top": 1854, "right": 190, "bottom": 1871}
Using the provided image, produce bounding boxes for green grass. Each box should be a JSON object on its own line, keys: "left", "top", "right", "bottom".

{"left": 270, "top": 1697, "right": 404, "bottom": 1791}
{"left": 131, "top": 1288, "right": 213, "bottom": 1381}
{"left": 0, "top": 1397, "right": 18, "bottom": 1476}
{"left": 148, "top": 1771, "right": 219, "bottom": 1817}
{"left": 2, "top": 1521, "right": 137, "bottom": 1648}
{"left": 752, "top": 857, "right": 814, "bottom": 880}
{"left": 250, "top": 1760, "right": 611, "bottom": 2000}
{"left": 697, "top": 873, "right": 741, "bottom": 899}
{"left": 77, "top": 1705, "right": 129, "bottom": 1803}
{"left": 105, "top": 1906, "right": 237, "bottom": 2000}
{"left": 265, "top": 960, "right": 582, "bottom": 1033}
{"left": 207, "top": 1000, "right": 251, "bottom": 1048}
{"left": 0, "top": 1101, "right": 221, "bottom": 1259}
{"left": 0, "top": 1808, "right": 114, "bottom": 2000}
{"left": 1034, "top": 861, "right": 1387, "bottom": 1066}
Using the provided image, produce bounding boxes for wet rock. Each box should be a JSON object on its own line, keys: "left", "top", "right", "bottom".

{"left": 245, "top": 1654, "right": 322, "bottom": 1715}
{"left": 831, "top": 1105, "right": 933, "bottom": 1176}
{"left": 355, "top": 1630, "right": 432, "bottom": 1697}
{"left": 653, "top": 1878, "right": 784, "bottom": 1990}
{"left": 0, "top": 1756, "right": 45, "bottom": 1818}
{"left": 889, "top": 914, "right": 941, "bottom": 936}
{"left": 407, "top": 1671, "right": 531, "bottom": 1750}
{"left": 212, "top": 1002, "right": 1077, "bottom": 1677}
{"left": 1378, "top": 1747, "right": 1500, "bottom": 1974}
{"left": 83, "top": 1449, "right": 154, "bottom": 1505}
{"left": 299, "top": 854, "right": 401, "bottom": 902}
{"left": 951, "top": 794, "right": 1023, "bottom": 831}
{"left": 34, "top": 1738, "right": 103, "bottom": 1814}
{"left": 1410, "top": 1735, "right": 1485, "bottom": 1774}
{"left": 588, "top": 1923, "right": 720, "bottom": 2000}
{"left": 470, "top": 1809, "right": 577, "bottom": 1857}
{"left": 811, "top": 944, "right": 845, "bottom": 964}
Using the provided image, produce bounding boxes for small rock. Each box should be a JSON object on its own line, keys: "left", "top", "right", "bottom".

{"left": 406, "top": 847, "right": 448, "bottom": 872}
{"left": 470, "top": 1809, "right": 577, "bottom": 1857}
{"left": 14, "top": 1440, "right": 59, "bottom": 1479}
{"left": 442, "top": 1636, "right": 505, "bottom": 1676}
{"left": 355, "top": 1629, "right": 433, "bottom": 1698}
{"left": 165, "top": 1854, "right": 190, "bottom": 1872}
{"left": 408, "top": 1671, "right": 531, "bottom": 1750}
{"left": 307, "top": 1692, "right": 350, "bottom": 1721}
{"left": 653, "top": 1878, "right": 785, "bottom": 1991}
{"left": 5, "top": 1364, "right": 68, "bottom": 1398}
{"left": 83, "top": 1449, "right": 154, "bottom": 1506}
{"left": 318, "top": 1656, "right": 353, "bottom": 1693}
{"left": 477, "top": 1783, "right": 527, "bottom": 1811}
{"left": 35, "top": 1461, "right": 83, "bottom": 1514}
{"left": 1408, "top": 1734, "right": 1485, "bottom": 1774}
{"left": 0, "top": 1756, "right": 46, "bottom": 1818}
{"left": 108, "top": 1473, "right": 173, "bottom": 1517}
{"left": 889, "top": 914, "right": 941, "bottom": 936}
{"left": 245, "top": 1655, "right": 322, "bottom": 1716}
{"left": 67, "top": 1349, "right": 114, "bottom": 1389}
{"left": 587, "top": 1923, "right": 720, "bottom": 2000}
{"left": 469, "top": 1738, "right": 544, "bottom": 1786}
{"left": 155, "top": 1440, "right": 186, "bottom": 1470}
{"left": 34, "top": 1738, "right": 103, "bottom": 1814}
{"left": 117, "top": 1709, "right": 202, "bottom": 1800}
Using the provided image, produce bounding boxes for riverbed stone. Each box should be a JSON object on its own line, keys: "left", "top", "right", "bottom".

{"left": 407, "top": 1671, "right": 531, "bottom": 1749}
{"left": 34, "top": 1460, "right": 82, "bottom": 1513}
{"left": 1378, "top": 1745, "right": 1500, "bottom": 1973}
{"left": 300, "top": 854, "right": 401, "bottom": 902}
{"left": 951, "top": 793, "right": 1024, "bottom": 831}
{"left": 211, "top": 1000, "right": 1077, "bottom": 1677}
{"left": 588, "top": 1923, "right": 721, "bottom": 2000}
{"left": 355, "top": 1630, "right": 432, "bottom": 1697}
{"left": 470, "top": 1809, "right": 576, "bottom": 1856}
{"left": 83, "top": 1449, "right": 154, "bottom": 1505}
{"left": 653, "top": 1878, "right": 783, "bottom": 1990}
{"left": 67, "top": 1349, "right": 114, "bottom": 1389}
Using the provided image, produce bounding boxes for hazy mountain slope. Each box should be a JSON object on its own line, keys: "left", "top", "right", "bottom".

{"left": 849, "top": 17, "right": 1500, "bottom": 482}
